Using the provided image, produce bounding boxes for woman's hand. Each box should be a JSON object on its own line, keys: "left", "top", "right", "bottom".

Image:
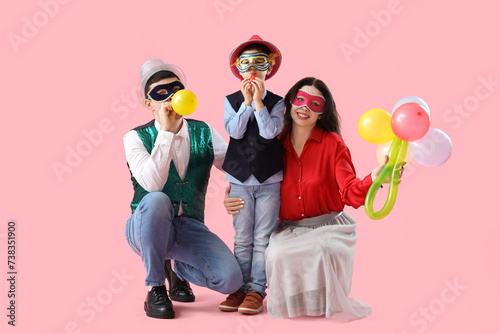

{"left": 371, "top": 155, "right": 406, "bottom": 186}
{"left": 223, "top": 185, "right": 245, "bottom": 215}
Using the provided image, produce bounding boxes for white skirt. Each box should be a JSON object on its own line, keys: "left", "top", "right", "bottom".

{"left": 265, "top": 211, "right": 372, "bottom": 321}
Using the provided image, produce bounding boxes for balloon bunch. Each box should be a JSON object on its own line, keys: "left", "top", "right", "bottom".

{"left": 172, "top": 90, "right": 198, "bottom": 116}
{"left": 358, "top": 96, "right": 452, "bottom": 220}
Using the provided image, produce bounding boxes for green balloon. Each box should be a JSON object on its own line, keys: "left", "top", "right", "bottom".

{"left": 365, "top": 138, "right": 408, "bottom": 220}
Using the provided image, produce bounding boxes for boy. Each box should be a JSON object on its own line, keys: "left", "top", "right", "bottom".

{"left": 220, "top": 35, "right": 284, "bottom": 315}
{"left": 124, "top": 58, "right": 243, "bottom": 319}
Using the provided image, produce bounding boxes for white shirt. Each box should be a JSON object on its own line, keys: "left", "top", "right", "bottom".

{"left": 124, "top": 119, "right": 227, "bottom": 214}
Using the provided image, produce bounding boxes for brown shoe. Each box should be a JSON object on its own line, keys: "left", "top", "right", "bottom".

{"left": 219, "top": 291, "right": 246, "bottom": 312}
{"left": 238, "top": 292, "right": 263, "bottom": 314}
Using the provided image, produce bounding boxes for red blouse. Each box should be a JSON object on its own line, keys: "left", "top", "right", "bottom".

{"left": 279, "top": 126, "right": 373, "bottom": 221}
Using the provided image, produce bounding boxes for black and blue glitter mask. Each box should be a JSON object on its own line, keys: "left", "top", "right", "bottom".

{"left": 147, "top": 80, "right": 185, "bottom": 102}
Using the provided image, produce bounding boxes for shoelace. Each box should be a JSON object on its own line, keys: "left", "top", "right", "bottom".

{"left": 172, "top": 280, "right": 191, "bottom": 291}
{"left": 152, "top": 287, "right": 168, "bottom": 303}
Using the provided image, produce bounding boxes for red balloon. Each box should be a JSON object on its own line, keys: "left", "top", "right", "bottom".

{"left": 391, "top": 102, "right": 431, "bottom": 142}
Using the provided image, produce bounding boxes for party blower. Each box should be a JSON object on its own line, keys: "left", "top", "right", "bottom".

{"left": 358, "top": 96, "right": 452, "bottom": 220}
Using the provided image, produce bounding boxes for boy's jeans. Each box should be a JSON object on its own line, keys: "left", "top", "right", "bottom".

{"left": 125, "top": 192, "right": 243, "bottom": 294}
{"left": 229, "top": 182, "right": 281, "bottom": 297}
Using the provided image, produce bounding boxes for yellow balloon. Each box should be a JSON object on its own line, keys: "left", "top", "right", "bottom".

{"left": 358, "top": 108, "right": 395, "bottom": 144}
{"left": 171, "top": 89, "right": 197, "bottom": 116}
{"left": 376, "top": 140, "right": 413, "bottom": 165}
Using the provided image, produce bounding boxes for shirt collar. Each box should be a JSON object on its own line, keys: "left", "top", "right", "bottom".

{"left": 154, "top": 118, "right": 188, "bottom": 139}
{"left": 309, "top": 125, "right": 324, "bottom": 142}
{"left": 283, "top": 125, "right": 324, "bottom": 153}
{"left": 283, "top": 132, "right": 292, "bottom": 153}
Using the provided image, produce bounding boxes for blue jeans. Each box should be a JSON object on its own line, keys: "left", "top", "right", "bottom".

{"left": 229, "top": 182, "right": 281, "bottom": 297}
{"left": 125, "top": 192, "right": 243, "bottom": 293}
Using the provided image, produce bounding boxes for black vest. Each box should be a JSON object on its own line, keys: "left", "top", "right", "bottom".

{"left": 222, "top": 90, "right": 284, "bottom": 183}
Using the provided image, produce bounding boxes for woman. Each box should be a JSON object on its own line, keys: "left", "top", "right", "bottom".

{"left": 224, "top": 77, "right": 404, "bottom": 320}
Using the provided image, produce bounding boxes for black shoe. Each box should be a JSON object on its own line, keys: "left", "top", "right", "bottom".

{"left": 144, "top": 285, "right": 175, "bottom": 319}
{"left": 164, "top": 259, "right": 195, "bottom": 303}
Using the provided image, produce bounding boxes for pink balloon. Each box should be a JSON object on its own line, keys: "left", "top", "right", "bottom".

{"left": 391, "top": 102, "right": 431, "bottom": 142}
{"left": 408, "top": 128, "right": 452, "bottom": 167}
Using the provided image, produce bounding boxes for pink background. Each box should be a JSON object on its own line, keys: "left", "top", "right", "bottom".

{"left": 1, "top": 0, "right": 499, "bottom": 333}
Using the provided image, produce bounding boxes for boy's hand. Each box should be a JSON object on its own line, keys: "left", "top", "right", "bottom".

{"left": 241, "top": 78, "right": 253, "bottom": 106}
{"left": 223, "top": 185, "right": 245, "bottom": 215}
{"left": 154, "top": 102, "right": 177, "bottom": 132}
{"left": 252, "top": 77, "right": 266, "bottom": 111}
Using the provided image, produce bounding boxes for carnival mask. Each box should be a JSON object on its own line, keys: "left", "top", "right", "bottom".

{"left": 147, "top": 80, "right": 185, "bottom": 102}
{"left": 292, "top": 89, "right": 326, "bottom": 114}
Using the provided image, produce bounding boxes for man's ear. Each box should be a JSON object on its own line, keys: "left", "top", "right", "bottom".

{"left": 144, "top": 98, "right": 153, "bottom": 111}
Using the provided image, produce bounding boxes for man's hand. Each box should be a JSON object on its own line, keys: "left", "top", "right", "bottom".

{"left": 153, "top": 101, "right": 178, "bottom": 132}
{"left": 223, "top": 185, "right": 245, "bottom": 215}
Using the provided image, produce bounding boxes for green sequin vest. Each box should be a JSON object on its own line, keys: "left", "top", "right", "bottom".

{"left": 128, "top": 119, "right": 214, "bottom": 222}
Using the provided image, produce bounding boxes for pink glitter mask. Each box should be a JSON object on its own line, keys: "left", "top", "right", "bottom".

{"left": 291, "top": 89, "right": 326, "bottom": 114}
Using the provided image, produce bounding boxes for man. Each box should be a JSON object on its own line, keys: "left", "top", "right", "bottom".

{"left": 124, "top": 58, "right": 242, "bottom": 319}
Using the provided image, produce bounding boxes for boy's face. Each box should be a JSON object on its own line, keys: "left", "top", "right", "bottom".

{"left": 144, "top": 77, "right": 184, "bottom": 120}
{"left": 238, "top": 48, "right": 272, "bottom": 81}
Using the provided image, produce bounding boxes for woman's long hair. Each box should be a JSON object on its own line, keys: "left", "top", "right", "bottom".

{"left": 279, "top": 77, "right": 341, "bottom": 142}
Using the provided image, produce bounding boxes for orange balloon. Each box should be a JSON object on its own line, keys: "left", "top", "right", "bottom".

{"left": 376, "top": 140, "right": 413, "bottom": 165}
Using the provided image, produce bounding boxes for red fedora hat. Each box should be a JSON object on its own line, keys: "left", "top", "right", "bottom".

{"left": 229, "top": 35, "right": 282, "bottom": 81}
